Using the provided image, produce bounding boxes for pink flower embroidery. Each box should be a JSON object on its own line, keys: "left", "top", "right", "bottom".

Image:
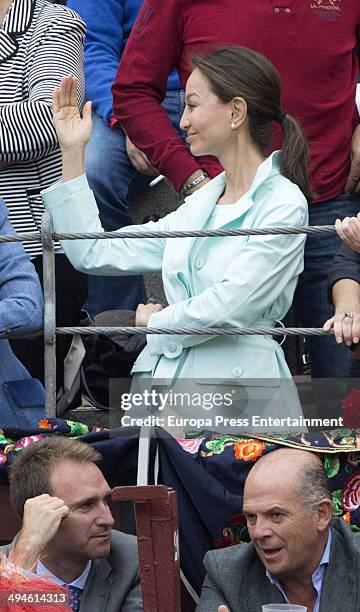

{"left": 15, "top": 435, "right": 44, "bottom": 449}
{"left": 343, "top": 472, "right": 360, "bottom": 512}
{"left": 176, "top": 437, "right": 204, "bottom": 454}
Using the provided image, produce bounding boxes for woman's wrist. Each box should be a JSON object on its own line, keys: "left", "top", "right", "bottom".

{"left": 61, "top": 145, "right": 86, "bottom": 182}
{"left": 335, "top": 301, "right": 360, "bottom": 313}
{"left": 180, "top": 169, "right": 209, "bottom": 196}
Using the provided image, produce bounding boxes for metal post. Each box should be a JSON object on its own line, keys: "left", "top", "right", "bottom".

{"left": 41, "top": 211, "right": 57, "bottom": 417}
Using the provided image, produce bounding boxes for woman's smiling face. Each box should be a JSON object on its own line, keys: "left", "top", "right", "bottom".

{"left": 180, "top": 68, "right": 234, "bottom": 158}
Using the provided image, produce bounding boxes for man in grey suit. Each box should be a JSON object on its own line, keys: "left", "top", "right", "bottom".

{"left": 6, "top": 437, "right": 143, "bottom": 612}
{"left": 197, "top": 448, "right": 360, "bottom": 612}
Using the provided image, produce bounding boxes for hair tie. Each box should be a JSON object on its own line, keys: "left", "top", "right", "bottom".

{"left": 275, "top": 111, "right": 287, "bottom": 126}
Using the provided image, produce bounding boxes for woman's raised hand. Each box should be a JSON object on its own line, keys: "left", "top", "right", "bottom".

{"left": 53, "top": 75, "right": 92, "bottom": 150}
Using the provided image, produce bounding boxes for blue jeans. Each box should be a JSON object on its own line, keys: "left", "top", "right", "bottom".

{"left": 294, "top": 193, "right": 360, "bottom": 378}
{"left": 84, "top": 89, "right": 185, "bottom": 317}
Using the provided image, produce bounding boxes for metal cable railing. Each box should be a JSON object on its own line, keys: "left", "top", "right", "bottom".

{"left": 3, "top": 326, "right": 333, "bottom": 338}
{"left": 1, "top": 212, "right": 339, "bottom": 417}
{"left": 0, "top": 224, "right": 337, "bottom": 243}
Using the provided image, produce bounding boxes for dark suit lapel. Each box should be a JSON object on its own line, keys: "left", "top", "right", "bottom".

{"left": 231, "top": 553, "right": 285, "bottom": 611}
{"left": 80, "top": 557, "right": 112, "bottom": 612}
{"left": 242, "top": 571, "right": 285, "bottom": 610}
{"left": 319, "top": 525, "right": 358, "bottom": 612}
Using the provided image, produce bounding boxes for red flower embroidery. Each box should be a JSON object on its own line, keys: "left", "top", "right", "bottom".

{"left": 229, "top": 514, "right": 247, "bottom": 526}
{"left": 342, "top": 389, "right": 360, "bottom": 428}
{"left": 343, "top": 472, "right": 360, "bottom": 512}
{"left": 38, "top": 419, "right": 52, "bottom": 430}
{"left": 234, "top": 440, "right": 266, "bottom": 461}
{"left": 213, "top": 535, "right": 236, "bottom": 549}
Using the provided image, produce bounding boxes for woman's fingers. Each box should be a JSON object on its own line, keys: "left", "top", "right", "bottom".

{"left": 342, "top": 312, "right": 360, "bottom": 345}
{"left": 82, "top": 100, "right": 92, "bottom": 121}
{"left": 58, "top": 76, "right": 68, "bottom": 109}
{"left": 56, "top": 75, "right": 76, "bottom": 111}
{"left": 333, "top": 313, "right": 346, "bottom": 344}
{"left": 135, "top": 302, "right": 163, "bottom": 326}
{"left": 335, "top": 216, "right": 360, "bottom": 253}
{"left": 323, "top": 315, "right": 335, "bottom": 332}
{"left": 352, "top": 316, "right": 360, "bottom": 344}
{"left": 335, "top": 218, "right": 345, "bottom": 240}
{"left": 64, "top": 74, "right": 72, "bottom": 107}
{"left": 52, "top": 87, "right": 60, "bottom": 115}
{"left": 324, "top": 314, "right": 345, "bottom": 343}
{"left": 70, "top": 75, "right": 78, "bottom": 107}
{"left": 341, "top": 314, "right": 354, "bottom": 345}
{"left": 329, "top": 311, "right": 360, "bottom": 345}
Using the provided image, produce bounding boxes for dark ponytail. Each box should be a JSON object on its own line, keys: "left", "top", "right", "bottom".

{"left": 192, "top": 46, "right": 312, "bottom": 201}
{"left": 280, "top": 114, "right": 312, "bottom": 201}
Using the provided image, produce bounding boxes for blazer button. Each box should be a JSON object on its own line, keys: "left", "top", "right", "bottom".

{"left": 168, "top": 342, "right": 178, "bottom": 353}
{"left": 194, "top": 257, "right": 205, "bottom": 270}
{"left": 232, "top": 366, "right": 243, "bottom": 378}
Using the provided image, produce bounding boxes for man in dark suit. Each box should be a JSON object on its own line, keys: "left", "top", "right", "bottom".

{"left": 6, "top": 437, "right": 143, "bottom": 612}
{"left": 197, "top": 448, "right": 360, "bottom": 612}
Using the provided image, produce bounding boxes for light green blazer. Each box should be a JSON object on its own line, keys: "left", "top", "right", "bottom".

{"left": 42, "top": 152, "right": 308, "bottom": 387}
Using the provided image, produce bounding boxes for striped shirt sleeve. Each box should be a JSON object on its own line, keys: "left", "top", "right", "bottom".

{"left": 0, "top": 12, "right": 86, "bottom": 163}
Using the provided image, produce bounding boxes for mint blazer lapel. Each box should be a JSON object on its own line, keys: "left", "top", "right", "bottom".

{"left": 80, "top": 557, "right": 112, "bottom": 612}
{"left": 169, "top": 173, "right": 225, "bottom": 262}
{"left": 162, "top": 174, "right": 225, "bottom": 304}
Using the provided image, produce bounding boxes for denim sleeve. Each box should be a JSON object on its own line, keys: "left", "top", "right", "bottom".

{"left": 327, "top": 242, "right": 360, "bottom": 304}
{"left": 0, "top": 200, "right": 43, "bottom": 335}
{"left": 68, "top": 0, "right": 124, "bottom": 123}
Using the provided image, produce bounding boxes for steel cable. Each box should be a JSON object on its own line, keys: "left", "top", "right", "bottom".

{"left": 0, "top": 224, "right": 337, "bottom": 243}
{"left": 1, "top": 326, "right": 334, "bottom": 339}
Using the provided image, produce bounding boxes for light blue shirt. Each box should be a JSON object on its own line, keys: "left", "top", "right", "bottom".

{"left": 36, "top": 559, "right": 92, "bottom": 590}
{"left": 266, "top": 531, "right": 332, "bottom": 612}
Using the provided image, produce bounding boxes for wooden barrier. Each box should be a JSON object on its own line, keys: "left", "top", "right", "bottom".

{"left": 0, "top": 485, "right": 20, "bottom": 542}
{"left": 112, "top": 485, "right": 181, "bottom": 612}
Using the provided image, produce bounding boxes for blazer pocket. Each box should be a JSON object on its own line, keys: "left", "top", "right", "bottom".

{"left": 192, "top": 336, "right": 281, "bottom": 387}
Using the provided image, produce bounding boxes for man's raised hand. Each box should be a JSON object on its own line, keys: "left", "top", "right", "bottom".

{"left": 11, "top": 494, "right": 69, "bottom": 570}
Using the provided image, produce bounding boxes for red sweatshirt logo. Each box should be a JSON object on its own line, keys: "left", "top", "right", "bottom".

{"left": 310, "top": 0, "right": 341, "bottom": 21}
{"left": 136, "top": 3, "right": 155, "bottom": 34}
{"left": 311, "top": 0, "right": 340, "bottom": 9}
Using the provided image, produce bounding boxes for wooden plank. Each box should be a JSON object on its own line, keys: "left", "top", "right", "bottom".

{"left": 0, "top": 485, "right": 20, "bottom": 542}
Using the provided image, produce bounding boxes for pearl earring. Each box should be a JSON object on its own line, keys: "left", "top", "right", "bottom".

{"left": 230, "top": 122, "right": 236, "bottom": 129}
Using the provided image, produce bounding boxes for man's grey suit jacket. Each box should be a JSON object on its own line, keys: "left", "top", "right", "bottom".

{"left": 196, "top": 519, "right": 360, "bottom": 611}
{"left": 80, "top": 530, "right": 143, "bottom": 612}
{"left": 3, "top": 530, "right": 142, "bottom": 612}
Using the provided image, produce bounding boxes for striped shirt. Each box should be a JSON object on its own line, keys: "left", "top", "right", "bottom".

{"left": 0, "top": 0, "right": 85, "bottom": 256}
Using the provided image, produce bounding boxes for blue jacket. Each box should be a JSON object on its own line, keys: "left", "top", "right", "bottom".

{"left": 0, "top": 199, "right": 44, "bottom": 414}
{"left": 67, "top": 0, "right": 181, "bottom": 123}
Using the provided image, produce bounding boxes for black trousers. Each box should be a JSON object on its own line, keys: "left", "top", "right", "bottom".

{"left": 11, "top": 254, "right": 87, "bottom": 393}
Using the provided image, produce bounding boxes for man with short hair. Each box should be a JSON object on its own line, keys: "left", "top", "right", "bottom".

{"left": 196, "top": 448, "right": 360, "bottom": 612}
{"left": 6, "top": 437, "right": 143, "bottom": 612}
